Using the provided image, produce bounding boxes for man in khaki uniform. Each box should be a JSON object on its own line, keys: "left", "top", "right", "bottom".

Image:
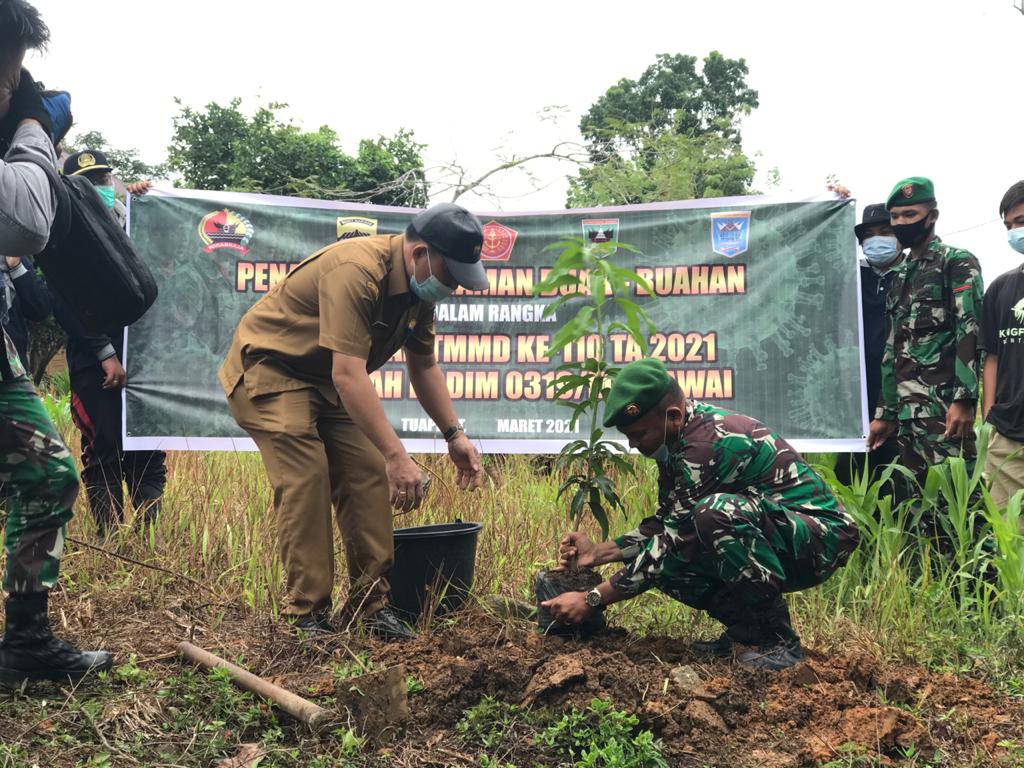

{"left": 220, "top": 203, "right": 486, "bottom": 639}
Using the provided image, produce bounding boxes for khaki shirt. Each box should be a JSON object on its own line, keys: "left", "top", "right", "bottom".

{"left": 219, "top": 234, "right": 435, "bottom": 404}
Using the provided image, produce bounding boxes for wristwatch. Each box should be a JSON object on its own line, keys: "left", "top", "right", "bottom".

{"left": 585, "top": 587, "right": 604, "bottom": 609}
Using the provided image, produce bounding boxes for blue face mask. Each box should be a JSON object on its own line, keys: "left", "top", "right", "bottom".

{"left": 861, "top": 235, "right": 900, "bottom": 267}
{"left": 1008, "top": 227, "right": 1024, "bottom": 255}
{"left": 95, "top": 185, "right": 117, "bottom": 210}
{"left": 409, "top": 251, "right": 454, "bottom": 303}
{"left": 650, "top": 413, "right": 672, "bottom": 463}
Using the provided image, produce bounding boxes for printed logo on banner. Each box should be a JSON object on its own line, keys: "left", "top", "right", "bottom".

{"left": 198, "top": 209, "right": 254, "bottom": 254}
{"left": 709, "top": 211, "right": 751, "bottom": 257}
{"left": 481, "top": 220, "right": 518, "bottom": 261}
{"left": 582, "top": 218, "right": 619, "bottom": 255}
{"left": 337, "top": 216, "right": 378, "bottom": 240}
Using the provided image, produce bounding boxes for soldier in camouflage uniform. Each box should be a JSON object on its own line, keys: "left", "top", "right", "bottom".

{"left": 868, "top": 177, "right": 983, "bottom": 494}
{"left": 0, "top": 0, "right": 113, "bottom": 684}
{"left": 542, "top": 358, "right": 859, "bottom": 671}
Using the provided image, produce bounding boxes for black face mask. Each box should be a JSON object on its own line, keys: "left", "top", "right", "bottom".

{"left": 892, "top": 213, "right": 934, "bottom": 248}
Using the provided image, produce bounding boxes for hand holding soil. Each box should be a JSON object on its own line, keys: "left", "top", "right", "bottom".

{"left": 557, "top": 531, "right": 597, "bottom": 569}
{"left": 540, "top": 589, "right": 593, "bottom": 625}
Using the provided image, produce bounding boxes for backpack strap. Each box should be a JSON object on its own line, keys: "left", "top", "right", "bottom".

{"left": 14, "top": 151, "right": 71, "bottom": 247}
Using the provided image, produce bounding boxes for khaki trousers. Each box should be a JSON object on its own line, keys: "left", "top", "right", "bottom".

{"left": 228, "top": 383, "right": 392, "bottom": 618}
{"left": 985, "top": 430, "right": 1024, "bottom": 528}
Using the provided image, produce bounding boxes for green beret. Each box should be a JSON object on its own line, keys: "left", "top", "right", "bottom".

{"left": 886, "top": 176, "right": 935, "bottom": 209}
{"left": 602, "top": 358, "right": 674, "bottom": 429}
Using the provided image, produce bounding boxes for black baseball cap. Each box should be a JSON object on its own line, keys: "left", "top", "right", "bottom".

{"left": 854, "top": 203, "right": 891, "bottom": 242}
{"left": 409, "top": 203, "right": 487, "bottom": 290}
{"left": 63, "top": 149, "right": 112, "bottom": 177}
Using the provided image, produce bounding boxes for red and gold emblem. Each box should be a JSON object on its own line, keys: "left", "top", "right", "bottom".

{"left": 481, "top": 220, "right": 518, "bottom": 261}
{"left": 901, "top": 184, "right": 914, "bottom": 199}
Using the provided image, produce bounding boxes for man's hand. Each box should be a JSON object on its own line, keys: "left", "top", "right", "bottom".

{"left": 100, "top": 356, "right": 127, "bottom": 390}
{"left": 557, "top": 532, "right": 596, "bottom": 569}
{"left": 867, "top": 419, "right": 896, "bottom": 450}
{"left": 386, "top": 452, "right": 424, "bottom": 513}
{"left": 828, "top": 183, "right": 852, "bottom": 199}
{"left": 4, "top": 256, "right": 21, "bottom": 269}
{"left": 944, "top": 401, "right": 975, "bottom": 440}
{"left": 9, "top": 69, "right": 52, "bottom": 136}
{"left": 447, "top": 433, "right": 483, "bottom": 490}
{"left": 540, "top": 590, "right": 593, "bottom": 626}
{"left": 126, "top": 181, "right": 153, "bottom": 196}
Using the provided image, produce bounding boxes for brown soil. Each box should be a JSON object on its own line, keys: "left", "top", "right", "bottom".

{"left": 10, "top": 589, "right": 1024, "bottom": 767}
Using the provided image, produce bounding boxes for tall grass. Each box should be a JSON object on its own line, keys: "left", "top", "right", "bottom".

{"left": 34, "top": 422, "right": 1024, "bottom": 682}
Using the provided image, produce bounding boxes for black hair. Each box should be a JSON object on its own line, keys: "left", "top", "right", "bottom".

{"left": 0, "top": 0, "right": 49, "bottom": 56}
{"left": 999, "top": 181, "right": 1024, "bottom": 218}
{"left": 404, "top": 221, "right": 420, "bottom": 241}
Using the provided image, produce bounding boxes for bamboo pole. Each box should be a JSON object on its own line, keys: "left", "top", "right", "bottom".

{"left": 177, "top": 641, "right": 331, "bottom": 731}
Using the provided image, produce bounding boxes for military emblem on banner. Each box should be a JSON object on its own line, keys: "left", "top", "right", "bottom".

{"left": 582, "top": 218, "right": 619, "bottom": 255}
{"left": 198, "top": 209, "right": 254, "bottom": 254}
{"left": 481, "top": 220, "right": 518, "bottom": 261}
{"left": 337, "top": 216, "right": 378, "bottom": 240}
{"left": 709, "top": 211, "right": 751, "bottom": 257}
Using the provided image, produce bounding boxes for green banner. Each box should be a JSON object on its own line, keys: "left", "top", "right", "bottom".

{"left": 124, "top": 189, "right": 865, "bottom": 453}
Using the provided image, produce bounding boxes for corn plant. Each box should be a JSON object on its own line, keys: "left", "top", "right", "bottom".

{"left": 533, "top": 237, "right": 655, "bottom": 539}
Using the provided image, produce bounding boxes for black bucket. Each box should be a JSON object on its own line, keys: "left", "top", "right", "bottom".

{"left": 389, "top": 521, "right": 483, "bottom": 623}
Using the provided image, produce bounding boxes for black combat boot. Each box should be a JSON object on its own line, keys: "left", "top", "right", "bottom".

{"left": 0, "top": 593, "right": 114, "bottom": 684}
{"left": 737, "top": 595, "right": 803, "bottom": 671}
{"left": 691, "top": 587, "right": 747, "bottom": 658}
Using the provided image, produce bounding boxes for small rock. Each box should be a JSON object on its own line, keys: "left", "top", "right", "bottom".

{"left": 671, "top": 665, "right": 702, "bottom": 691}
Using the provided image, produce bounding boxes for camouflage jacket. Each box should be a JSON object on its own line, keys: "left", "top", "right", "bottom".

{"left": 611, "top": 401, "right": 851, "bottom": 596}
{"left": 875, "top": 238, "right": 984, "bottom": 421}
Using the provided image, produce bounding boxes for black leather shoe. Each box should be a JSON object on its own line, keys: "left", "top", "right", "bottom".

{"left": 361, "top": 608, "right": 415, "bottom": 641}
{"left": 691, "top": 632, "right": 733, "bottom": 658}
{"left": 0, "top": 594, "right": 113, "bottom": 684}
{"left": 288, "top": 613, "right": 336, "bottom": 638}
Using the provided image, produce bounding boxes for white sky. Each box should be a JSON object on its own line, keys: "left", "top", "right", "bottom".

{"left": 26, "top": 0, "right": 1024, "bottom": 282}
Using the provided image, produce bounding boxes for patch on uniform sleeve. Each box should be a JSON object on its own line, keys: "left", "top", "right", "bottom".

{"left": 953, "top": 283, "right": 972, "bottom": 294}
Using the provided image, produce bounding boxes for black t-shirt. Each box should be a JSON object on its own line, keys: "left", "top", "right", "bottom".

{"left": 980, "top": 265, "right": 1024, "bottom": 441}
{"left": 860, "top": 264, "right": 897, "bottom": 415}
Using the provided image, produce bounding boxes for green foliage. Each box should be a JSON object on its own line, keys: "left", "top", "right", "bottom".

{"left": 537, "top": 698, "right": 667, "bottom": 768}
{"left": 457, "top": 696, "right": 525, "bottom": 751}
{"left": 167, "top": 98, "right": 427, "bottom": 206}
{"left": 40, "top": 390, "right": 71, "bottom": 435}
{"left": 569, "top": 52, "right": 759, "bottom": 207}
{"left": 567, "top": 131, "right": 756, "bottom": 207}
{"left": 65, "top": 129, "right": 169, "bottom": 183}
{"left": 533, "top": 238, "right": 655, "bottom": 538}
{"left": 458, "top": 696, "right": 667, "bottom": 768}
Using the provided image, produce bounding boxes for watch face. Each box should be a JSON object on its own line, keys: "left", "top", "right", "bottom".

{"left": 586, "top": 589, "right": 602, "bottom": 607}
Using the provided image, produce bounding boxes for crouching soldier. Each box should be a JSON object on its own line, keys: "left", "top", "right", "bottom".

{"left": 542, "top": 358, "right": 859, "bottom": 670}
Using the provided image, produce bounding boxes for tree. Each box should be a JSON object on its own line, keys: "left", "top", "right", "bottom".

{"left": 568, "top": 52, "right": 760, "bottom": 207}
{"left": 166, "top": 98, "right": 428, "bottom": 207}
{"left": 65, "top": 130, "right": 169, "bottom": 183}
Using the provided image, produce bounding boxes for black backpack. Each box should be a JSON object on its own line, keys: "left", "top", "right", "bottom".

{"left": 24, "top": 156, "right": 158, "bottom": 332}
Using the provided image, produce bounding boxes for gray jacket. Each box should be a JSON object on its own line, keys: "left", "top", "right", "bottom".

{"left": 0, "top": 121, "right": 57, "bottom": 378}
{"left": 0, "top": 121, "right": 57, "bottom": 259}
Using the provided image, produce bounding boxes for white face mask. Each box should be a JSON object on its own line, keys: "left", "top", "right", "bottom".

{"left": 861, "top": 235, "right": 900, "bottom": 267}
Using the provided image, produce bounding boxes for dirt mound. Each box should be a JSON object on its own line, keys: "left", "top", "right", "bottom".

{"left": 372, "top": 618, "right": 1023, "bottom": 767}
{"left": 10, "top": 593, "right": 1022, "bottom": 767}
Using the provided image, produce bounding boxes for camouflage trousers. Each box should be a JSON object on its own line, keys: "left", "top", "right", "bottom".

{"left": 0, "top": 374, "right": 78, "bottom": 594}
{"left": 896, "top": 417, "right": 977, "bottom": 491}
{"left": 655, "top": 493, "right": 858, "bottom": 613}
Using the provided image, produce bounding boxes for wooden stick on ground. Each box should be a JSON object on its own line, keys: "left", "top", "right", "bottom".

{"left": 177, "top": 641, "right": 332, "bottom": 731}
